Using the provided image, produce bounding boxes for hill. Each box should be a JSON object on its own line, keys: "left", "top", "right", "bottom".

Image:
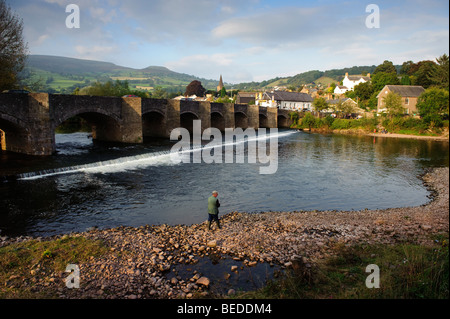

{"left": 21, "top": 55, "right": 221, "bottom": 94}
{"left": 233, "top": 65, "right": 400, "bottom": 91}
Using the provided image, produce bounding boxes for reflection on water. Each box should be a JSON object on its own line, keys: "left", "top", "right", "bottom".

{"left": 0, "top": 131, "right": 448, "bottom": 237}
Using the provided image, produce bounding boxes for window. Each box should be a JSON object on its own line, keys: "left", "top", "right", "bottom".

{"left": 405, "top": 98, "right": 409, "bottom": 105}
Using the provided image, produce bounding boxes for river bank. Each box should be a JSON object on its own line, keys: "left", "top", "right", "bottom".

{"left": 1, "top": 166, "right": 448, "bottom": 299}
{"left": 304, "top": 127, "right": 450, "bottom": 142}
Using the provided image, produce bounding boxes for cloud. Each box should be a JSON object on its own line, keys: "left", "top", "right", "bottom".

{"left": 166, "top": 53, "right": 237, "bottom": 70}
{"left": 7, "top": 0, "right": 450, "bottom": 83}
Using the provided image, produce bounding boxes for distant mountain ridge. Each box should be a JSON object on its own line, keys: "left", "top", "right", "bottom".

{"left": 23, "top": 55, "right": 221, "bottom": 93}
{"left": 23, "top": 55, "right": 401, "bottom": 94}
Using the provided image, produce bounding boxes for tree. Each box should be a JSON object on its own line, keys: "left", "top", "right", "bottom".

{"left": 383, "top": 92, "right": 404, "bottom": 118}
{"left": 400, "top": 61, "right": 415, "bottom": 75}
{"left": 401, "top": 75, "right": 411, "bottom": 85}
{"left": 371, "top": 72, "right": 400, "bottom": 92}
{"left": 354, "top": 82, "right": 374, "bottom": 101}
{"left": 373, "top": 60, "right": 397, "bottom": 74}
{"left": 312, "top": 97, "right": 328, "bottom": 113}
{"left": 152, "top": 86, "right": 168, "bottom": 99}
{"left": 301, "top": 112, "right": 316, "bottom": 130}
{"left": 429, "top": 54, "right": 449, "bottom": 90}
{"left": 185, "top": 80, "right": 206, "bottom": 97}
{"left": 78, "top": 80, "right": 149, "bottom": 98}
{"left": 414, "top": 60, "right": 437, "bottom": 89}
{"left": 219, "top": 86, "right": 227, "bottom": 98}
{"left": 416, "top": 87, "right": 449, "bottom": 118}
{"left": 0, "top": 0, "right": 28, "bottom": 91}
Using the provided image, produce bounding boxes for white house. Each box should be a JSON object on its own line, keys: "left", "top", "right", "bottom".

{"left": 335, "top": 73, "right": 371, "bottom": 94}
{"left": 256, "top": 91, "right": 314, "bottom": 111}
{"left": 334, "top": 85, "right": 349, "bottom": 94}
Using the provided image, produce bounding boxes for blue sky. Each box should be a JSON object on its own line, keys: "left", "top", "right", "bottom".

{"left": 7, "top": 0, "right": 449, "bottom": 83}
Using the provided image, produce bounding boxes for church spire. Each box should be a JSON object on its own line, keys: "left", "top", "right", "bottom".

{"left": 217, "top": 75, "right": 224, "bottom": 92}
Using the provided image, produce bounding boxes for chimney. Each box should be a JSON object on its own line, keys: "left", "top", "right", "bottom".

{"left": 367, "top": 73, "right": 371, "bottom": 78}
{"left": 345, "top": 72, "right": 349, "bottom": 78}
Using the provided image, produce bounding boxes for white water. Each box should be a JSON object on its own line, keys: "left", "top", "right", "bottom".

{"left": 18, "top": 130, "right": 297, "bottom": 180}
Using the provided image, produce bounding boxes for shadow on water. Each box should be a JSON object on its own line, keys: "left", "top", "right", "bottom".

{"left": 166, "top": 252, "right": 281, "bottom": 296}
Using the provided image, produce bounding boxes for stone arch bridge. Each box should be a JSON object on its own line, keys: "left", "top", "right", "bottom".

{"left": 0, "top": 93, "right": 293, "bottom": 155}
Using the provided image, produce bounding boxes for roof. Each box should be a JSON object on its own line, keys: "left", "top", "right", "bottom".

{"left": 378, "top": 85, "right": 425, "bottom": 98}
{"left": 264, "top": 91, "right": 313, "bottom": 102}
{"left": 237, "top": 92, "right": 257, "bottom": 97}
{"left": 347, "top": 75, "right": 371, "bottom": 82}
{"left": 327, "top": 98, "right": 356, "bottom": 105}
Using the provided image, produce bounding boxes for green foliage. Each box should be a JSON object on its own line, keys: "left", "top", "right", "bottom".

{"left": 422, "top": 114, "right": 444, "bottom": 129}
{"left": 289, "top": 111, "right": 299, "bottom": 124}
{"left": 371, "top": 72, "right": 401, "bottom": 92}
{"left": 313, "top": 97, "right": 328, "bottom": 112}
{"left": 382, "top": 117, "right": 428, "bottom": 133}
{"left": 414, "top": 61, "right": 437, "bottom": 88}
{"left": 219, "top": 86, "right": 227, "bottom": 98}
{"left": 373, "top": 60, "right": 397, "bottom": 74}
{"left": 78, "top": 80, "right": 149, "bottom": 98}
{"left": 301, "top": 112, "right": 317, "bottom": 129}
{"left": 353, "top": 82, "right": 374, "bottom": 101}
{"left": 238, "top": 236, "right": 449, "bottom": 299}
{"left": 0, "top": 0, "right": 28, "bottom": 91}
{"left": 324, "top": 115, "right": 334, "bottom": 127}
{"left": 417, "top": 87, "right": 449, "bottom": 117}
{"left": 0, "top": 236, "right": 108, "bottom": 298}
{"left": 383, "top": 92, "right": 404, "bottom": 118}
{"left": 429, "top": 54, "right": 449, "bottom": 90}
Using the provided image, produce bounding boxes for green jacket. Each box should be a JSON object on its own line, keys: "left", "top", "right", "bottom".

{"left": 208, "top": 196, "right": 220, "bottom": 215}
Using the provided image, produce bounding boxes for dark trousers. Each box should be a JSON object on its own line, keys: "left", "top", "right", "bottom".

{"left": 208, "top": 214, "right": 219, "bottom": 222}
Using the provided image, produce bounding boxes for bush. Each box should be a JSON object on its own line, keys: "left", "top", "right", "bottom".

{"left": 301, "top": 112, "right": 316, "bottom": 129}
{"left": 324, "top": 115, "right": 335, "bottom": 127}
{"left": 423, "top": 114, "right": 444, "bottom": 128}
{"left": 331, "top": 119, "right": 351, "bottom": 130}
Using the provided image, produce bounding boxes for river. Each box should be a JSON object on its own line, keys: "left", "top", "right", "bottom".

{"left": 0, "top": 130, "right": 448, "bottom": 237}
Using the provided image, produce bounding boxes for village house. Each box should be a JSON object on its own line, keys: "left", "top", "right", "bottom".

{"left": 236, "top": 92, "right": 257, "bottom": 104}
{"left": 326, "top": 98, "right": 366, "bottom": 117}
{"left": 376, "top": 85, "right": 425, "bottom": 116}
{"left": 256, "top": 91, "right": 314, "bottom": 111}
{"left": 334, "top": 73, "right": 371, "bottom": 94}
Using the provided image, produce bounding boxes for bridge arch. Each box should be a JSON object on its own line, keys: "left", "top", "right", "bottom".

{"left": 0, "top": 114, "right": 31, "bottom": 154}
{"left": 142, "top": 110, "right": 166, "bottom": 138}
{"left": 235, "top": 111, "right": 248, "bottom": 129}
{"left": 259, "top": 113, "right": 268, "bottom": 128}
{"left": 211, "top": 111, "right": 225, "bottom": 132}
{"left": 180, "top": 111, "right": 199, "bottom": 134}
{"left": 56, "top": 111, "right": 122, "bottom": 143}
{"left": 277, "top": 114, "right": 290, "bottom": 128}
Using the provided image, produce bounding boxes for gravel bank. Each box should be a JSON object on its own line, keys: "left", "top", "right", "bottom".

{"left": 2, "top": 167, "right": 448, "bottom": 299}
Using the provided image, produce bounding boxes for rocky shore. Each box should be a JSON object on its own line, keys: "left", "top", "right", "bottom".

{"left": 1, "top": 167, "right": 448, "bottom": 299}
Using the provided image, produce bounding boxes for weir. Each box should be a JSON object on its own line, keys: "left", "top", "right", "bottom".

{"left": 0, "top": 93, "right": 293, "bottom": 156}
{"left": 16, "top": 130, "right": 297, "bottom": 180}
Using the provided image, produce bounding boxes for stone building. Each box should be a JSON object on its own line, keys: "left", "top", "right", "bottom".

{"left": 376, "top": 85, "right": 425, "bottom": 116}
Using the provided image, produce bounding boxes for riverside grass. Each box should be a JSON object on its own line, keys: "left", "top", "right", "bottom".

{"left": 291, "top": 114, "right": 449, "bottom": 137}
{"left": 237, "top": 233, "right": 449, "bottom": 299}
{"left": 0, "top": 236, "right": 108, "bottom": 298}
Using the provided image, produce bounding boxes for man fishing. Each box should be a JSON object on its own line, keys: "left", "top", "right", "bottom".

{"left": 207, "top": 191, "right": 221, "bottom": 230}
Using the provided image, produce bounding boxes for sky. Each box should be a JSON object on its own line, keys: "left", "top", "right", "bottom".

{"left": 6, "top": 0, "right": 450, "bottom": 84}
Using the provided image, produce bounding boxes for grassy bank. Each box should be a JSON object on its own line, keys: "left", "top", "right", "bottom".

{"left": 291, "top": 113, "right": 449, "bottom": 137}
{"left": 0, "top": 236, "right": 108, "bottom": 298}
{"left": 238, "top": 233, "right": 449, "bottom": 299}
